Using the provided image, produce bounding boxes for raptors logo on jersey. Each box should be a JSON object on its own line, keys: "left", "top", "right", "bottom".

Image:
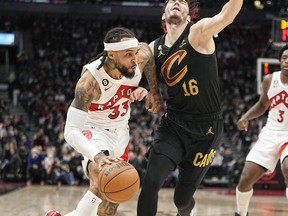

{"left": 270, "top": 90, "right": 288, "bottom": 109}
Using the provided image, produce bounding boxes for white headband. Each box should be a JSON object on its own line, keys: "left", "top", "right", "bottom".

{"left": 104, "top": 38, "right": 139, "bottom": 51}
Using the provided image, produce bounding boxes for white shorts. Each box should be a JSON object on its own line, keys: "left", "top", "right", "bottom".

{"left": 81, "top": 124, "right": 130, "bottom": 178}
{"left": 246, "top": 126, "right": 288, "bottom": 173}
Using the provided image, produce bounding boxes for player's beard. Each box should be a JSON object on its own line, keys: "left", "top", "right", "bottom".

{"left": 115, "top": 62, "right": 136, "bottom": 79}
{"left": 167, "top": 14, "right": 186, "bottom": 25}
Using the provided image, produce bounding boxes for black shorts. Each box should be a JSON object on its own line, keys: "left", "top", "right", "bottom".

{"left": 151, "top": 111, "right": 224, "bottom": 168}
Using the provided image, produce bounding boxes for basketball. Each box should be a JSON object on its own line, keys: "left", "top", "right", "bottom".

{"left": 45, "top": 210, "right": 62, "bottom": 216}
{"left": 98, "top": 161, "right": 140, "bottom": 203}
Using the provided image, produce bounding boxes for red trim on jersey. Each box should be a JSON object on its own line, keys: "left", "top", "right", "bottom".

{"left": 279, "top": 142, "right": 288, "bottom": 157}
{"left": 120, "top": 143, "right": 129, "bottom": 162}
{"left": 89, "top": 85, "right": 137, "bottom": 111}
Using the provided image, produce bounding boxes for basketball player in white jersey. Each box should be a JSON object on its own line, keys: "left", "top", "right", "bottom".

{"left": 235, "top": 44, "right": 288, "bottom": 216}
{"left": 45, "top": 27, "right": 163, "bottom": 216}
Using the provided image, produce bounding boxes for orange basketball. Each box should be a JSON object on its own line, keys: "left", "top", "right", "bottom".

{"left": 98, "top": 161, "right": 140, "bottom": 203}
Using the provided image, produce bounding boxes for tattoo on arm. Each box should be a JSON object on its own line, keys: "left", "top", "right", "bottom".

{"left": 140, "top": 43, "right": 159, "bottom": 92}
{"left": 72, "top": 71, "right": 100, "bottom": 111}
{"left": 143, "top": 53, "right": 159, "bottom": 92}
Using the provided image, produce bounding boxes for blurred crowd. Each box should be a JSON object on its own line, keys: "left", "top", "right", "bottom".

{"left": 1, "top": 0, "right": 287, "bottom": 12}
{"left": 0, "top": 12, "right": 281, "bottom": 187}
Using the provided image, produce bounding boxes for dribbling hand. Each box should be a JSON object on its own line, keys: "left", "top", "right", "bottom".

{"left": 94, "top": 152, "right": 121, "bottom": 172}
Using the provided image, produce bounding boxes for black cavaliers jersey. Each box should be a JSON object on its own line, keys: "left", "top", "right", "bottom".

{"left": 154, "top": 23, "right": 222, "bottom": 117}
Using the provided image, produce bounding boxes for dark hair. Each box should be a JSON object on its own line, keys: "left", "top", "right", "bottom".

{"left": 89, "top": 27, "right": 136, "bottom": 69}
{"left": 164, "top": 0, "right": 198, "bottom": 17}
{"left": 279, "top": 44, "right": 288, "bottom": 61}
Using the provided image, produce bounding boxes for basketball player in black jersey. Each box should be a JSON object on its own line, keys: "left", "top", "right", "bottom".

{"left": 137, "top": 0, "right": 243, "bottom": 216}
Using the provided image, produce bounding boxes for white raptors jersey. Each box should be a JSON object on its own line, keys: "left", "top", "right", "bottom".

{"left": 83, "top": 58, "right": 142, "bottom": 129}
{"left": 266, "top": 71, "right": 288, "bottom": 131}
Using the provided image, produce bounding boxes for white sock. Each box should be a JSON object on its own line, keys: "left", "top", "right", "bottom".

{"left": 286, "top": 188, "right": 288, "bottom": 200}
{"left": 64, "top": 191, "right": 102, "bottom": 216}
{"left": 236, "top": 187, "right": 253, "bottom": 216}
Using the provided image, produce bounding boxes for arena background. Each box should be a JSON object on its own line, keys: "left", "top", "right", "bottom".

{"left": 0, "top": 0, "right": 287, "bottom": 192}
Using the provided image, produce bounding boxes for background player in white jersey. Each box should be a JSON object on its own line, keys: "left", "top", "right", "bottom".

{"left": 46, "top": 26, "right": 163, "bottom": 216}
{"left": 235, "top": 44, "right": 288, "bottom": 216}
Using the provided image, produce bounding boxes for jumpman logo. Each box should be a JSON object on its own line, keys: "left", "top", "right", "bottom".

{"left": 157, "top": 45, "right": 165, "bottom": 57}
{"left": 179, "top": 39, "right": 187, "bottom": 48}
{"left": 158, "top": 49, "right": 165, "bottom": 57}
{"left": 206, "top": 127, "right": 214, "bottom": 135}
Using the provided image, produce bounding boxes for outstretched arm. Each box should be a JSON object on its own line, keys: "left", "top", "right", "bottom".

{"left": 190, "top": 0, "right": 243, "bottom": 48}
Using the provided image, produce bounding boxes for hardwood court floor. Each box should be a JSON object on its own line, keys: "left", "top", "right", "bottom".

{"left": 0, "top": 185, "right": 287, "bottom": 216}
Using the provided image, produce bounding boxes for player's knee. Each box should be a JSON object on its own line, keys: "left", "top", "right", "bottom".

{"left": 238, "top": 171, "right": 254, "bottom": 191}
{"left": 142, "top": 173, "right": 163, "bottom": 191}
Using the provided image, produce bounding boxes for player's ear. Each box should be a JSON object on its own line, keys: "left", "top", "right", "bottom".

{"left": 107, "top": 51, "right": 115, "bottom": 59}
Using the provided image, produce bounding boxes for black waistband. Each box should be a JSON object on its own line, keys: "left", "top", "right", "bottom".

{"left": 167, "top": 110, "right": 222, "bottom": 121}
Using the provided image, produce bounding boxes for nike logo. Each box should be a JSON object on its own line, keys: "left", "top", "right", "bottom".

{"left": 104, "top": 84, "right": 113, "bottom": 91}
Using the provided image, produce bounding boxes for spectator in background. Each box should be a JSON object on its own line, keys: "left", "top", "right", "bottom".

{"left": 27, "top": 146, "right": 45, "bottom": 185}
{"left": 69, "top": 150, "right": 86, "bottom": 185}
{"left": 0, "top": 146, "right": 21, "bottom": 181}
{"left": 33, "top": 128, "right": 47, "bottom": 151}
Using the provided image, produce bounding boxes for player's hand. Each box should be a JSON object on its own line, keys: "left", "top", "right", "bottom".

{"left": 145, "top": 90, "right": 164, "bottom": 113}
{"left": 129, "top": 87, "right": 148, "bottom": 103}
{"left": 237, "top": 117, "right": 249, "bottom": 131}
{"left": 93, "top": 152, "right": 121, "bottom": 171}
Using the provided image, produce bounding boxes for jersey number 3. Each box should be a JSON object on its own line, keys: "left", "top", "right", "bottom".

{"left": 277, "top": 110, "right": 285, "bottom": 123}
{"left": 108, "top": 100, "right": 129, "bottom": 119}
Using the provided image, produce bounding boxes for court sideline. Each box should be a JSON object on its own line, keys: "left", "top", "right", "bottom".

{"left": 0, "top": 185, "right": 287, "bottom": 216}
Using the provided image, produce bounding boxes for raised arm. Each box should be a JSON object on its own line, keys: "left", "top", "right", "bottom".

{"left": 190, "top": 0, "right": 243, "bottom": 48}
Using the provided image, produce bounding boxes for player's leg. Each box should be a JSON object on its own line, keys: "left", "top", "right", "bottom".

{"left": 174, "top": 118, "right": 223, "bottom": 216}
{"left": 235, "top": 161, "right": 266, "bottom": 216}
{"left": 174, "top": 158, "right": 211, "bottom": 216}
{"left": 66, "top": 160, "right": 102, "bottom": 216}
{"left": 137, "top": 148, "right": 175, "bottom": 216}
{"left": 236, "top": 127, "right": 282, "bottom": 216}
{"left": 173, "top": 166, "right": 196, "bottom": 216}
{"left": 46, "top": 160, "right": 102, "bottom": 216}
{"left": 280, "top": 147, "right": 288, "bottom": 200}
{"left": 97, "top": 199, "right": 119, "bottom": 216}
